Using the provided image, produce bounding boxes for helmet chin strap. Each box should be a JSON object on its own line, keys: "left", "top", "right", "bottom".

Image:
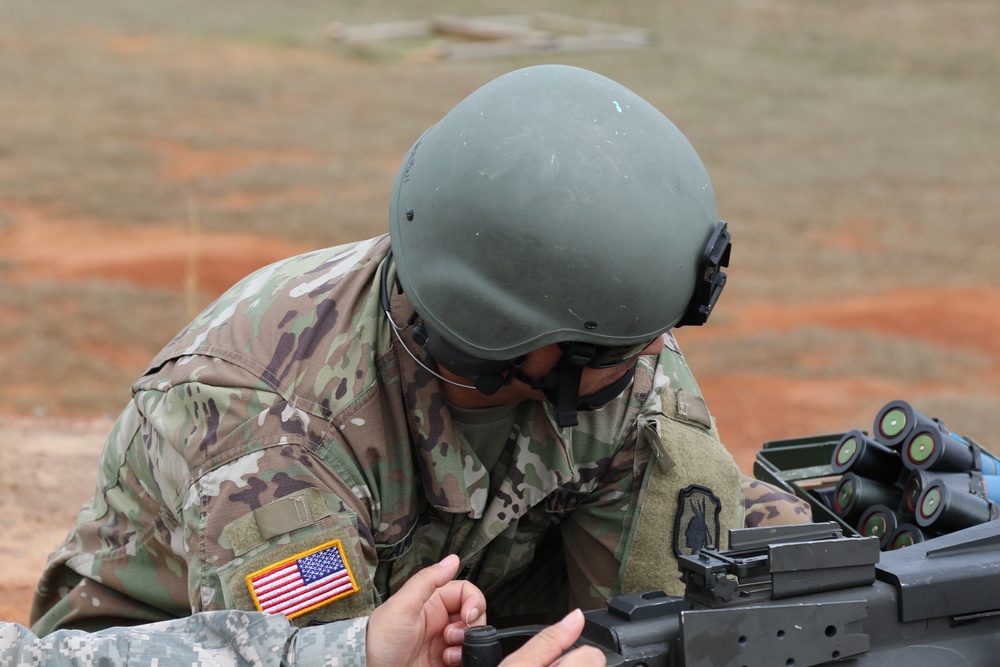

{"left": 515, "top": 348, "right": 638, "bottom": 428}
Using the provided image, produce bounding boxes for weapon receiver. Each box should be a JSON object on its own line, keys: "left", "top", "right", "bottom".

{"left": 464, "top": 521, "right": 1000, "bottom": 666}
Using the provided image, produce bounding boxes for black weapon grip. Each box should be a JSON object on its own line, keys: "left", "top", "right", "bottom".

{"left": 462, "top": 625, "right": 549, "bottom": 667}
{"left": 462, "top": 624, "right": 624, "bottom": 667}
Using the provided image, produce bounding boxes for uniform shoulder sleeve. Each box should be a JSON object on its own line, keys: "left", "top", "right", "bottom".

{"left": 2, "top": 611, "right": 368, "bottom": 666}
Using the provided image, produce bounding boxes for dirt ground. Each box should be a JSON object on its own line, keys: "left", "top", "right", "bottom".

{"left": 0, "top": 415, "right": 114, "bottom": 628}
{"left": 3, "top": 0, "right": 1000, "bottom": 631}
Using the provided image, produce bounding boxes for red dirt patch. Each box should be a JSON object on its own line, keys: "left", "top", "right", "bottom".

{"left": 1, "top": 202, "right": 313, "bottom": 295}
{"left": 701, "top": 288, "right": 1000, "bottom": 356}
{"left": 701, "top": 374, "right": 913, "bottom": 471}
{"left": 142, "top": 138, "right": 328, "bottom": 184}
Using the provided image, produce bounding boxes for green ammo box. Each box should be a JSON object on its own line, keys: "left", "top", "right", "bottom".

{"left": 753, "top": 432, "right": 859, "bottom": 536}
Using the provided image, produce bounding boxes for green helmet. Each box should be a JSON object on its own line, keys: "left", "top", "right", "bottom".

{"left": 385, "top": 65, "right": 730, "bottom": 425}
{"left": 390, "top": 64, "right": 726, "bottom": 361}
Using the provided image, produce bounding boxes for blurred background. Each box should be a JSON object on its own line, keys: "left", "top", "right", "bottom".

{"left": 3, "top": 0, "right": 1000, "bottom": 459}
{"left": 1, "top": 1, "right": 1000, "bottom": 605}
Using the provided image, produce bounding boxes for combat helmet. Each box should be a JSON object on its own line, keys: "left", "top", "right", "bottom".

{"left": 382, "top": 64, "right": 730, "bottom": 427}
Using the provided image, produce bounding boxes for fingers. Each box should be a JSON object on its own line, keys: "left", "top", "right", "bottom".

{"left": 444, "top": 644, "right": 463, "bottom": 667}
{"left": 387, "top": 553, "right": 462, "bottom": 618}
{"left": 465, "top": 598, "right": 486, "bottom": 627}
{"left": 448, "top": 609, "right": 605, "bottom": 667}
{"left": 499, "top": 609, "right": 605, "bottom": 667}
{"left": 367, "top": 555, "right": 467, "bottom": 667}
{"left": 435, "top": 579, "right": 487, "bottom": 627}
{"left": 459, "top": 586, "right": 484, "bottom": 629}
{"left": 440, "top": 579, "right": 487, "bottom": 667}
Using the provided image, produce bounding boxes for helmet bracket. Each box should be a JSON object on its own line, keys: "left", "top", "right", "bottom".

{"left": 676, "top": 220, "right": 731, "bottom": 328}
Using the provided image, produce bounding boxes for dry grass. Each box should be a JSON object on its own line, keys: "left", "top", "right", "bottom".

{"left": 0, "top": 282, "right": 186, "bottom": 414}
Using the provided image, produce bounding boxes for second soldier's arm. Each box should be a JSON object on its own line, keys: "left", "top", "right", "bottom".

{"left": 13, "top": 555, "right": 488, "bottom": 667}
{"left": 2, "top": 611, "right": 367, "bottom": 667}
{"left": 740, "top": 474, "right": 813, "bottom": 526}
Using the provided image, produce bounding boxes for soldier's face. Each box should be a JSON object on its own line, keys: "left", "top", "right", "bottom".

{"left": 514, "top": 335, "right": 666, "bottom": 399}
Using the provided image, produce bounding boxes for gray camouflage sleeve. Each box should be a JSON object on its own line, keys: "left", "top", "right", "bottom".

{"left": 1, "top": 611, "right": 368, "bottom": 666}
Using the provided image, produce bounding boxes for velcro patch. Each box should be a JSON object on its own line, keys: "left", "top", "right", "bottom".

{"left": 246, "top": 539, "right": 359, "bottom": 619}
{"left": 673, "top": 485, "right": 722, "bottom": 557}
{"left": 675, "top": 389, "right": 713, "bottom": 430}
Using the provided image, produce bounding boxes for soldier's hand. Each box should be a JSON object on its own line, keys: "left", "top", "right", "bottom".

{"left": 366, "top": 554, "right": 487, "bottom": 667}
{"left": 499, "top": 609, "right": 606, "bottom": 667}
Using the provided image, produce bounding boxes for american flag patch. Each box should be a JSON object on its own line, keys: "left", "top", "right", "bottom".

{"left": 245, "top": 539, "right": 359, "bottom": 619}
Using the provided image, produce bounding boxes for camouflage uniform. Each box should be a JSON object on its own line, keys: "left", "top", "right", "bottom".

{"left": 3, "top": 612, "right": 365, "bottom": 666}
{"left": 28, "top": 235, "right": 800, "bottom": 662}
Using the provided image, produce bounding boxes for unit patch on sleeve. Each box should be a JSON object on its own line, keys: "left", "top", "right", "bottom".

{"left": 246, "top": 539, "right": 360, "bottom": 619}
{"left": 673, "top": 485, "right": 722, "bottom": 557}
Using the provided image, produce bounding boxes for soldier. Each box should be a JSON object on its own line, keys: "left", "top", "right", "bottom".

{"left": 29, "top": 64, "right": 809, "bottom": 663}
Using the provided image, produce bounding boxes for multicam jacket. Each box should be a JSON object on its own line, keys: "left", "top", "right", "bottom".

{"left": 29, "top": 234, "right": 755, "bottom": 662}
